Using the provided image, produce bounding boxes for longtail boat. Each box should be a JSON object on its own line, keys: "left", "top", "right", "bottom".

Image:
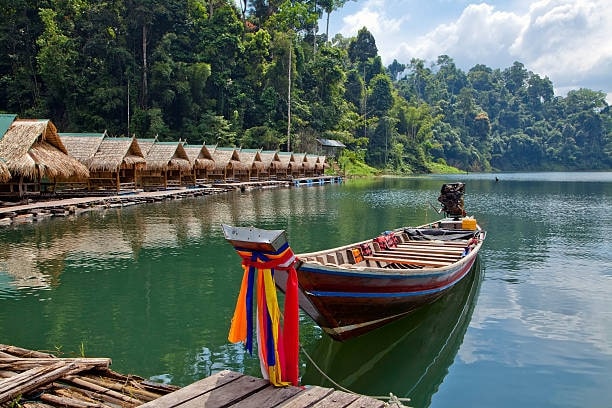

{"left": 223, "top": 183, "right": 485, "bottom": 341}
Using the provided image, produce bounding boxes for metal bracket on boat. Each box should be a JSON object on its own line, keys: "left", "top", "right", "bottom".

{"left": 221, "top": 224, "right": 288, "bottom": 252}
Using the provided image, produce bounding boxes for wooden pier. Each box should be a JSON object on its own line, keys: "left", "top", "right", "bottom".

{"left": 140, "top": 370, "right": 388, "bottom": 408}
{"left": 0, "top": 176, "right": 342, "bottom": 226}
{"left": 0, "top": 344, "right": 394, "bottom": 408}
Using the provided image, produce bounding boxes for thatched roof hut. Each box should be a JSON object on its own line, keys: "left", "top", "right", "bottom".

{"left": 144, "top": 141, "right": 191, "bottom": 171}
{"left": 277, "top": 152, "right": 294, "bottom": 169}
{"left": 259, "top": 150, "right": 281, "bottom": 168}
{"left": 239, "top": 148, "right": 265, "bottom": 170}
{"left": 183, "top": 144, "right": 215, "bottom": 170}
{"left": 0, "top": 119, "right": 89, "bottom": 181}
{"left": 89, "top": 137, "right": 145, "bottom": 171}
{"left": 59, "top": 132, "right": 106, "bottom": 166}
{"left": 136, "top": 137, "right": 157, "bottom": 157}
{"left": 305, "top": 154, "right": 319, "bottom": 174}
{"left": 211, "top": 147, "right": 244, "bottom": 172}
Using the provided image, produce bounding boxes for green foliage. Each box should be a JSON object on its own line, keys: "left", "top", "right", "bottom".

{"left": 0, "top": 1, "right": 610, "bottom": 172}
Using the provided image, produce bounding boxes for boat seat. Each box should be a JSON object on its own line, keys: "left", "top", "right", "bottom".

{"left": 335, "top": 251, "right": 345, "bottom": 264}
{"left": 364, "top": 255, "right": 452, "bottom": 268}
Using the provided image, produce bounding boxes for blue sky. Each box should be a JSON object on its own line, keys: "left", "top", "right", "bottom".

{"left": 320, "top": 0, "right": 612, "bottom": 102}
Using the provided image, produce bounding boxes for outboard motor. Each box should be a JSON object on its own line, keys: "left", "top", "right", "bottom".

{"left": 438, "top": 183, "right": 466, "bottom": 219}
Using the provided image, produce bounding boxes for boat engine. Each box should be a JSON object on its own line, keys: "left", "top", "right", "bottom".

{"left": 438, "top": 183, "right": 466, "bottom": 219}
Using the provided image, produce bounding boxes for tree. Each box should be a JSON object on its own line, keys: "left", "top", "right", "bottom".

{"left": 347, "top": 27, "right": 377, "bottom": 67}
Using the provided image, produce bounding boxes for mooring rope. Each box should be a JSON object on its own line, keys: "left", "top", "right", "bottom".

{"left": 299, "top": 343, "right": 413, "bottom": 407}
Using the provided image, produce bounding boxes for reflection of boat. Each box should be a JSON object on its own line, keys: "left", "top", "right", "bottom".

{"left": 301, "top": 258, "right": 484, "bottom": 407}
{"left": 223, "top": 183, "right": 485, "bottom": 341}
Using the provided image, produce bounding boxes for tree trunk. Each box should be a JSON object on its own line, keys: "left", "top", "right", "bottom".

{"left": 287, "top": 44, "right": 292, "bottom": 152}
{"left": 141, "top": 25, "right": 148, "bottom": 108}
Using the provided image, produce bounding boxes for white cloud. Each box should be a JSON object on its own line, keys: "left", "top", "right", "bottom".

{"left": 330, "top": 0, "right": 612, "bottom": 102}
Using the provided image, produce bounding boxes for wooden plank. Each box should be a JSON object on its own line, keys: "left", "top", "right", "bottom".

{"left": 277, "top": 386, "right": 335, "bottom": 407}
{"left": 309, "top": 390, "right": 360, "bottom": 407}
{"left": 229, "top": 383, "right": 303, "bottom": 407}
{"left": 346, "top": 395, "right": 387, "bottom": 408}
{"left": 376, "top": 250, "right": 460, "bottom": 261}
{"left": 176, "top": 375, "right": 270, "bottom": 407}
{"left": 364, "top": 255, "right": 451, "bottom": 268}
{"left": 396, "top": 244, "right": 465, "bottom": 252}
{"left": 139, "top": 370, "right": 242, "bottom": 407}
{"left": 398, "top": 240, "right": 467, "bottom": 247}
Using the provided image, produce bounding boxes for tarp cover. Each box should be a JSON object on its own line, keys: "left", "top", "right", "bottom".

{"left": 404, "top": 228, "right": 478, "bottom": 241}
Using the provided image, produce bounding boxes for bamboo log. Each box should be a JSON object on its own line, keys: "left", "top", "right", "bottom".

{"left": 0, "top": 362, "right": 74, "bottom": 404}
{"left": 0, "top": 345, "right": 55, "bottom": 358}
{"left": 53, "top": 381, "right": 132, "bottom": 407}
{"left": 64, "top": 376, "right": 144, "bottom": 406}
{"left": 81, "top": 375, "right": 163, "bottom": 401}
{"left": 40, "top": 392, "right": 106, "bottom": 408}
{"left": 54, "top": 386, "right": 112, "bottom": 407}
{"left": 0, "top": 358, "right": 111, "bottom": 371}
{"left": 0, "top": 370, "right": 18, "bottom": 378}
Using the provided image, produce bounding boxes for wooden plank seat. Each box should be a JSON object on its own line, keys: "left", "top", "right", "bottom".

{"left": 383, "top": 246, "right": 464, "bottom": 257}
{"left": 396, "top": 243, "right": 466, "bottom": 253}
{"left": 376, "top": 249, "right": 462, "bottom": 261}
{"left": 398, "top": 239, "right": 468, "bottom": 247}
{"left": 364, "top": 255, "right": 452, "bottom": 268}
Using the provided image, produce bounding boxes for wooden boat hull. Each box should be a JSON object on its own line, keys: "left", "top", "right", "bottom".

{"left": 275, "top": 224, "right": 484, "bottom": 341}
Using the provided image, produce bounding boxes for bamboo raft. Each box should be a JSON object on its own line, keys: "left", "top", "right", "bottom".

{"left": 0, "top": 344, "right": 179, "bottom": 407}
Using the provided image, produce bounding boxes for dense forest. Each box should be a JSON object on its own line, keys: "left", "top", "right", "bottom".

{"left": 1, "top": 0, "right": 611, "bottom": 172}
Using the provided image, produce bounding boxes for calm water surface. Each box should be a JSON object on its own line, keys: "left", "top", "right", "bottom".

{"left": 1, "top": 172, "right": 611, "bottom": 408}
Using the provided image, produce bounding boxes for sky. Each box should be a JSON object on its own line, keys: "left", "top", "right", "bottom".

{"left": 319, "top": 0, "right": 612, "bottom": 103}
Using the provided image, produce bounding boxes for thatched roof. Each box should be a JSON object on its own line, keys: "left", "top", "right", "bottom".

{"left": 293, "top": 152, "right": 307, "bottom": 167}
{"left": 276, "top": 152, "right": 295, "bottom": 170}
{"left": 259, "top": 150, "right": 281, "bottom": 169}
{"left": 144, "top": 141, "right": 192, "bottom": 171}
{"left": 184, "top": 144, "right": 215, "bottom": 170}
{"left": 90, "top": 137, "right": 146, "bottom": 171}
{"left": 305, "top": 154, "right": 319, "bottom": 171}
{"left": 0, "top": 119, "right": 89, "bottom": 180}
{"left": 318, "top": 155, "right": 330, "bottom": 168}
{"left": 59, "top": 132, "right": 105, "bottom": 165}
{"left": 211, "top": 147, "right": 246, "bottom": 171}
{"left": 238, "top": 148, "right": 265, "bottom": 170}
{"left": 0, "top": 159, "right": 10, "bottom": 182}
{"left": 136, "top": 137, "right": 157, "bottom": 156}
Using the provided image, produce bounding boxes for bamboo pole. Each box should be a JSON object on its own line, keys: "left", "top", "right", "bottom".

{"left": 0, "top": 362, "right": 74, "bottom": 404}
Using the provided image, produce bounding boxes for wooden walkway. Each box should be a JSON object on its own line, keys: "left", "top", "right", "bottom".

{"left": 140, "top": 370, "right": 388, "bottom": 408}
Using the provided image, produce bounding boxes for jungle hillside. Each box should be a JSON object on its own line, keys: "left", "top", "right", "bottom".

{"left": 1, "top": 0, "right": 611, "bottom": 172}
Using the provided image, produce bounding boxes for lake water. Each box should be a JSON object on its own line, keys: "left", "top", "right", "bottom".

{"left": 1, "top": 172, "right": 611, "bottom": 408}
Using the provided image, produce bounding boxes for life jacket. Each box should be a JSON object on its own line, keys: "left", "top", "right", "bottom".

{"left": 351, "top": 247, "right": 364, "bottom": 263}
{"left": 386, "top": 234, "right": 398, "bottom": 248}
{"left": 359, "top": 243, "right": 373, "bottom": 256}
{"left": 374, "top": 236, "right": 388, "bottom": 250}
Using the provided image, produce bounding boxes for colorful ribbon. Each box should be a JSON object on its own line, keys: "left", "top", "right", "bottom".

{"left": 228, "top": 243, "right": 300, "bottom": 386}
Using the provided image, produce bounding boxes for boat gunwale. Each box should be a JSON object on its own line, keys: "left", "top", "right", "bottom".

{"left": 296, "top": 224, "right": 485, "bottom": 277}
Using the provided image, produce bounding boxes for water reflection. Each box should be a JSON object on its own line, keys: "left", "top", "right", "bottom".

{"left": 301, "top": 259, "right": 484, "bottom": 408}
